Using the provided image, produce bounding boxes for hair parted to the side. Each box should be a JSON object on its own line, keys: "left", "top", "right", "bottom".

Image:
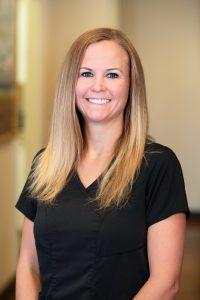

{"left": 27, "top": 27, "right": 155, "bottom": 211}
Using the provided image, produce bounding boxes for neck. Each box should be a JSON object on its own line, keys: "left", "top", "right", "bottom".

{"left": 83, "top": 117, "right": 123, "bottom": 159}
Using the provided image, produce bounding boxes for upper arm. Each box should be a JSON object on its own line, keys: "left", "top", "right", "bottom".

{"left": 17, "top": 217, "right": 40, "bottom": 276}
{"left": 147, "top": 212, "right": 186, "bottom": 286}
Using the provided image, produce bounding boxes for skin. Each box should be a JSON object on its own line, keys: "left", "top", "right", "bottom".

{"left": 75, "top": 40, "right": 130, "bottom": 158}
{"left": 16, "top": 218, "right": 41, "bottom": 299}
{"left": 133, "top": 213, "right": 186, "bottom": 299}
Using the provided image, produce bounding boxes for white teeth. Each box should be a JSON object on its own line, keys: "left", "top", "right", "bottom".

{"left": 87, "top": 98, "right": 111, "bottom": 104}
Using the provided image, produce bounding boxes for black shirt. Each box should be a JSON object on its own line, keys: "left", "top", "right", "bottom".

{"left": 15, "top": 142, "right": 190, "bottom": 300}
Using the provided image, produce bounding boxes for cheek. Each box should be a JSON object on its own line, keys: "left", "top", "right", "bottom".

{"left": 112, "top": 83, "right": 129, "bottom": 100}
{"left": 75, "top": 81, "right": 84, "bottom": 97}
{"left": 75, "top": 84, "right": 82, "bottom": 98}
{"left": 75, "top": 80, "right": 90, "bottom": 98}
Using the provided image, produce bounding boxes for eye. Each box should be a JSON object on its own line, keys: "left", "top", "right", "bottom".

{"left": 80, "top": 71, "right": 93, "bottom": 77}
{"left": 106, "top": 72, "right": 119, "bottom": 78}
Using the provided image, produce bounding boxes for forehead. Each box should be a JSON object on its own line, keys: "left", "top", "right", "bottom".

{"left": 80, "top": 40, "right": 129, "bottom": 68}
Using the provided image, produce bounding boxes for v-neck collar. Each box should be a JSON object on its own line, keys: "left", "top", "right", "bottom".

{"left": 74, "top": 157, "right": 115, "bottom": 198}
{"left": 75, "top": 156, "right": 115, "bottom": 189}
{"left": 75, "top": 171, "right": 102, "bottom": 195}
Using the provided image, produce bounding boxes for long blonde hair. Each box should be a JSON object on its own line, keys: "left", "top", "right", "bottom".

{"left": 28, "top": 27, "right": 154, "bottom": 210}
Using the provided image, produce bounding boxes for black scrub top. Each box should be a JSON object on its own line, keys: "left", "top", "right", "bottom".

{"left": 15, "top": 142, "right": 190, "bottom": 300}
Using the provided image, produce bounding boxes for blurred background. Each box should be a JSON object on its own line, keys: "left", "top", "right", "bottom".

{"left": 0, "top": 0, "right": 199, "bottom": 299}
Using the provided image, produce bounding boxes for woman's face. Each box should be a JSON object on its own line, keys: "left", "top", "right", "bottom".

{"left": 75, "top": 40, "right": 130, "bottom": 125}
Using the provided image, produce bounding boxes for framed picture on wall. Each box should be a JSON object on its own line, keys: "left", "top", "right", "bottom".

{"left": 0, "top": 0, "right": 18, "bottom": 144}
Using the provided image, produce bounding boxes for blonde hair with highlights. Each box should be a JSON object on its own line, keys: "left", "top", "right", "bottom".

{"left": 28, "top": 27, "right": 154, "bottom": 210}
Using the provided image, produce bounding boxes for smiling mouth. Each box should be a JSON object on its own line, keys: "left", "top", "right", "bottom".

{"left": 86, "top": 98, "right": 111, "bottom": 104}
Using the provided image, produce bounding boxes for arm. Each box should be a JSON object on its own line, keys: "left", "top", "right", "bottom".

{"left": 133, "top": 212, "right": 186, "bottom": 300}
{"left": 16, "top": 217, "right": 41, "bottom": 300}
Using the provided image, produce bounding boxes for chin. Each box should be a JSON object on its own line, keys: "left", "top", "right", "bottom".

{"left": 84, "top": 116, "right": 109, "bottom": 124}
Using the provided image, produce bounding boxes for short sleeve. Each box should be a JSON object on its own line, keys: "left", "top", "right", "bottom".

{"left": 145, "top": 147, "right": 190, "bottom": 228}
{"left": 15, "top": 148, "right": 45, "bottom": 222}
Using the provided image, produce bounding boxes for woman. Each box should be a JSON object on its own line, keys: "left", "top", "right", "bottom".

{"left": 15, "top": 28, "right": 190, "bottom": 300}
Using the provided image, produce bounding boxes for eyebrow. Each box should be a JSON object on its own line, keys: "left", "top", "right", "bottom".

{"left": 79, "top": 67, "right": 122, "bottom": 72}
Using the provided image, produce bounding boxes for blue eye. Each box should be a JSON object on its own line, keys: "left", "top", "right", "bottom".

{"left": 107, "top": 72, "right": 119, "bottom": 78}
{"left": 80, "top": 71, "right": 93, "bottom": 77}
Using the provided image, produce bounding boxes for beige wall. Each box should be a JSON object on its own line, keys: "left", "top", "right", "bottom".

{"left": 120, "top": 0, "right": 200, "bottom": 211}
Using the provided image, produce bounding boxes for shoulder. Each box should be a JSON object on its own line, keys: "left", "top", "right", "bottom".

{"left": 145, "top": 141, "right": 175, "bottom": 155}
{"left": 144, "top": 141, "right": 182, "bottom": 172}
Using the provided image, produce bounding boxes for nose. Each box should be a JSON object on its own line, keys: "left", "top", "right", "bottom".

{"left": 91, "top": 76, "right": 106, "bottom": 92}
